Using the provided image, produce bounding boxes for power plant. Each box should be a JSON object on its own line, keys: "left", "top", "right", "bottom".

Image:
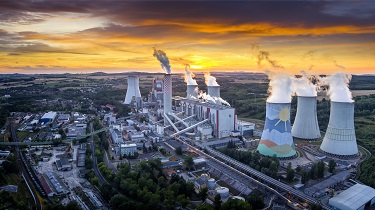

{"left": 292, "top": 96, "right": 321, "bottom": 140}
{"left": 257, "top": 102, "right": 296, "bottom": 158}
{"left": 124, "top": 76, "right": 141, "bottom": 104}
{"left": 320, "top": 101, "right": 358, "bottom": 157}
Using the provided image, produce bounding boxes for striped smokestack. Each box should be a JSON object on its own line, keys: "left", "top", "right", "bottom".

{"left": 164, "top": 74, "right": 172, "bottom": 125}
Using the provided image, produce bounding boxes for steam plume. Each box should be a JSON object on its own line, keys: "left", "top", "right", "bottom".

{"left": 266, "top": 70, "right": 293, "bottom": 103}
{"left": 204, "top": 72, "right": 219, "bottom": 86}
{"left": 197, "top": 91, "right": 231, "bottom": 107}
{"left": 323, "top": 73, "right": 353, "bottom": 102}
{"left": 257, "top": 51, "right": 283, "bottom": 69}
{"left": 184, "top": 64, "right": 197, "bottom": 85}
{"left": 153, "top": 48, "right": 171, "bottom": 74}
{"left": 293, "top": 70, "right": 318, "bottom": 97}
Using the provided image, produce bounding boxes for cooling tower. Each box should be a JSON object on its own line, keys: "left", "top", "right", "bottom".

{"left": 320, "top": 102, "right": 358, "bottom": 156}
{"left": 124, "top": 76, "right": 141, "bottom": 104}
{"left": 163, "top": 74, "right": 172, "bottom": 125}
{"left": 187, "top": 84, "right": 198, "bottom": 98}
{"left": 292, "top": 96, "right": 321, "bottom": 140}
{"left": 257, "top": 102, "right": 296, "bottom": 158}
{"left": 207, "top": 86, "right": 220, "bottom": 98}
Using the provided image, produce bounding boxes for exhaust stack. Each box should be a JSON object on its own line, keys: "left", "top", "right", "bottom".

{"left": 163, "top": 74, "right": 172, "bottom": 125}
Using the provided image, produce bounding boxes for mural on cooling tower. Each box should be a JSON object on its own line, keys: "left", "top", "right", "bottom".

{"left": 257, "top": 103, "right": 296, "bottom": 158}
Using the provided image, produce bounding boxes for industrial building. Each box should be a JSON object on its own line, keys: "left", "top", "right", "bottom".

{"left": 124, "top": 76, "right": 142, "bottom": 105}
{"left": 110, "top": 127, "right": 123, "bottom": 145}
{"left": 292, "top": 96, "right": 321, "bottom": 140}
{"left": 257, "top": 102, "right": 296, "bottom": 158}
{"left": 236, "top": 120, "right": 255, "bottom": 136}
{"left": 120, "top": 143, "right": 137, "bottom": 156}
{"left": 40, "top": 111, "right": 57, "bottom": 123}
{"left": 329, "top": 184, "right": 375, "bottom": 210}
{"left": 320, "top": 102, "right": 358, "bottom": 157}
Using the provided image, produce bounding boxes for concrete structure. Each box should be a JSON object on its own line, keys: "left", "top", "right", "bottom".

{"left": 187, "top": 84, "right": 198, "bottom": 98}
{"left": 208, "top": 86, "right": 220, "bottom": 98}
{"left": 257, "top": 102, "right": 296, "bottom": 158}
{"left": 320, "top": 102, "right": 358, "bottom": 157}
{"left": 40, "top": 111, "right": 57, "bottom": 123}
{"left": 329, "top": 184, "right": 375, "bottom": 210}
{"left": 124, "top": 76, "right": 142, "bottom": 104}
{"left": 236, "top": 120, "right": 255, "bottom": 136}
{"left": 180, "top": 99, "right": 236, "bottom": 138}
{"left": 120, "top": 143, "right": 137, "bottom": 156}
{"left": 207, "top": 178, "right": 216, "bottom": 190}
{"left": 292, "top": 96, "right": 321, "bottom": 140}
{"left": 163, "top": 74, "right": 172, "bottom": 125}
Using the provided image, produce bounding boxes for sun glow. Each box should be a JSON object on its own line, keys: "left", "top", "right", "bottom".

{"left": 272, "top": 105, "right": 290, "bottom": 131}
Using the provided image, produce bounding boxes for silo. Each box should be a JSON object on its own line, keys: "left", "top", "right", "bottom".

{"left": 292, "top": 96, "right": 321, "bottom": 140}
{"left": 320, "top": 102, "right": 358, "bottom": 157}
{"left": 124, "top": 76, "right": 141, "bottom": 104}
{"left": 256, "top": 102, "right": 296, "bottom": 158}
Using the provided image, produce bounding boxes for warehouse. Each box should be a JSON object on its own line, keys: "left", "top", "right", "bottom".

{"left": 40, "top": 111, "right": 57, "bottom": 123}
{"left": 329, "top": 184, "right": 375, "bottom": 210}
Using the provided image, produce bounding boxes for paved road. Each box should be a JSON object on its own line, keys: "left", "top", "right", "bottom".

{"left": 90, "top": 123, "right": 108, "bottom": 185}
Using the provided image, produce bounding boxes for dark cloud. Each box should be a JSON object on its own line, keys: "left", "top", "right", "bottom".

{"left": 0, "top": 1, "right": 373, "bottom": 27}
{"left": 8, "top": 43, "right": 101, "bottom": 55}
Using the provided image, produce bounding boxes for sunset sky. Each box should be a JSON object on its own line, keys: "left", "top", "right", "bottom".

{"left": 0, "top": 1, "right": 374, "bottom": 74}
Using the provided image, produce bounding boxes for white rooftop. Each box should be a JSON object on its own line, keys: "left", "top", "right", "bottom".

{"left": 120, "top": 143, "right": 137, "bottom": 148}
{"left": 329, "top": 184, "right": 375, "bottom": 210}
{"left": 41, "top": 111, "right": 57, "bottom": 119}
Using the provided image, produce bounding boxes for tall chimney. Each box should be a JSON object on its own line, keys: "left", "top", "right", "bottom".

{"left": 124, "top": 76, "right": 141, "bottom": 104}
{"left": 320, "top": 101, "right": 358, "bottom": 157}
{"left": 292, "top": 96, "right": 321, "bottom": 140}
{"left": 163, "top": 74, "right": 172, "bottom": 125}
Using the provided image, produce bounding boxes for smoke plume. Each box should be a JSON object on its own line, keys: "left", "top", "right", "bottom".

{"left": 331, "top": 58, "right": 345, "bottom": 71}
{"left": 197, "top": 91, "right": 231, "bottom": 107}
{"left": 204, "top": 72, "right": 219, "bottom": 86}
{"left": 266, "top": 70, "right": 293, "bottom": 103}
{"left": 257, "top": 51, "right": 283, "bottom": 69}
{"left": 293, "top": 70, "right": 318, "bottom": 97}
{"left": 323, "top": 73, "right": 353, "bottom": 102}
{"left": 153, "top": 48, "right": 171, "bottom": 74}
{"left": 184, "top": 64, "right": 197, "bottom": 85}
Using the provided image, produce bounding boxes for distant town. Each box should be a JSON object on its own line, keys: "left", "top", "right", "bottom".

{"left": 0, "top": 72, "right": 375, "bottom": 210}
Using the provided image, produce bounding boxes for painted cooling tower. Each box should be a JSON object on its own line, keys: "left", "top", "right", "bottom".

{"left": 320, "top": 102, "right": 358, "bottom": 156}
{"left": 207, "top": 86, "right": 220, "bottom": 98}
{"left": 257, "top": 102, "right": 296, "bottom": 158}
{"left": 124, "top": 76, "right": 141, "bottom": 104}
{"left": 292, "top": 96, "right": 321, "bottom": 140}
{"left": 187, "top": 84, "right": 198, "bottom": 98}
{"left": 163, "top": 74, "right": 172, "bottom": 125}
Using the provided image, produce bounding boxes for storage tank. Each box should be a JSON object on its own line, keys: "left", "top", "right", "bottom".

{"left": 320, "top": 102, "right": 358, "bottom": 157}
{"left": 207, "top": 178, "right": 216, "bottom": 190}
{"left": 256, "top": 102, "right": 296, "bottom": 158}
{"left": 216, "top": 187, "right": 229, "bottom": 199}
{"left": 200, "top": 174, "right": 209, "bottom": 182}
{"left": 292, "top": 96, "right": 321, "bottom": 140}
